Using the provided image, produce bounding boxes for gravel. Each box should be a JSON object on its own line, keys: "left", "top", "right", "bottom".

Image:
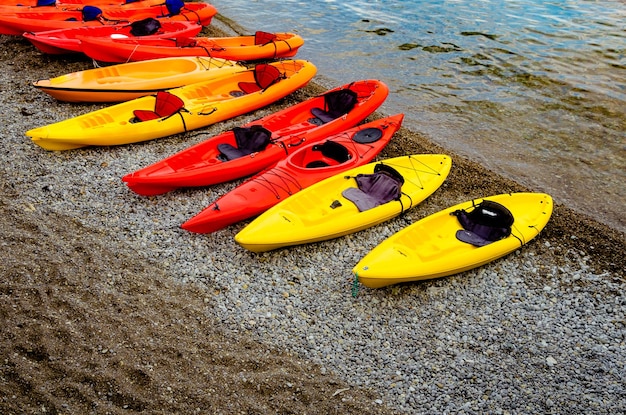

{"left": 1, "top": 23, "right": 625, "bottom": 414}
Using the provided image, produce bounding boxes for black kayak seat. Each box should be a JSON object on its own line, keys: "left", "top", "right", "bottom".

{"left": 217, "top": 126, "right": 272, "bottom": 161}
{"left": 342, "top": 164, "right": 404, "bottom": 212}
{"left": 309, "top": 89, "right": 358, "bottom": 123}
{"left": 452, "top": 200, "right": 514, "bottom": 246}
{"left": 305, "top": 141, "right": 351, "bottom": 168}
{"left": 129, "top": 18, "right": 162, "bottom": 37}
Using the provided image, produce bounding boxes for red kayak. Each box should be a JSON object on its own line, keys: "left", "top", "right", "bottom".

{"left": 23, "top": 19, "right": 202, "bottom": 55}
{"left": 57, "top": 0, "right": 165, "bottom": 5}
{"left": 77, "top": 31, "right": 305, "bottom": 63}
{"left": 181, "top": 114, "right": 404, "bottom": 234}
{"left": 122, "top": 79, "right": 390, "bottom": 196}
{"left": 0, "top": 1, "right": 215, "bottom": 35}
{"left": 0, "top": 0, "right": 54, "bottom": 5}
{"left": 0, "top": 0, "right": 163, "bottom": 8}
{"left": 0, "top": 0, "right": 164, "bottom": 12}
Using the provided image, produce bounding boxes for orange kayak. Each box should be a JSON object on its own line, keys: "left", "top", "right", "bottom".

{"left": 33, "top": 56, "right": 244, "bottom": 103}
{"left": 0, "top": 1, "right": 216, "bottom": 35}
{"left": 78, "top": 31, "right": 305, "bottom": 63}
{"left": 122, "top": 80, "right": 390, "bottom": 196}
{"left": 181, "top": 115, "right": 403, "bottom": 234}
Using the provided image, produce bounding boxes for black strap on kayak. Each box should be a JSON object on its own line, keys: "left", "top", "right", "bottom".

{"left": 281, "top": 39, "right": 294, "bottom": 57}
{"left": 182, "top": 9, "right": 201, "bottom": 23}
{"left": 176, "top": 112, "right": 188, "bottom": 132}
{"left": 252, "top": 169, "right": 302, "bottom": 199}
{"left": 277, "top": 141, "right": 289, "bottom": 156}
{"left": 253, "top": 31, "right": 279, "bottom": 58}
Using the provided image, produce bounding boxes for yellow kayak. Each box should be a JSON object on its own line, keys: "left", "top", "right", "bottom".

{"left": 26, "top": 60, "right": 317, "bottom": 151}
{"left": 352, "top": 192, "right": 553, "bottom": 288}
{"left": 33, "top": 56, "right": 245, "bottom": 103}
{"left": 235, "top": 154, "right": 452, "bottom": 252}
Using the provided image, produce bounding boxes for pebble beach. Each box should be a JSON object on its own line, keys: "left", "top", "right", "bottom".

{"left": 1, "top": 13, "right": 625, "bottom": 415}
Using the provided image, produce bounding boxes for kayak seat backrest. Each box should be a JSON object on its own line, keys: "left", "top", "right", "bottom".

{"left": 310, "top": 89, "right": 358, "bottom": 124}
{"left": 217, "top": 126, "right": 272, "bottom": 161}
{"left": 237, "top": 64, "right": 282, "bottom": 95}
{"left": 452, "top": 200, "right": 514, "bottom": 246}
{"left": 342, "top": 164, "right": 404, "bottom": 212}
{"left": 132, "top": 91, "right": 185, "bottom": 122}
{"left": 165, "top": 0, "right": 185, "bottom": 15}
{"left": 255, "top": 31, "right": 277, "bottom": 45}
{"left": 306, "top": 141, "right": 350, "bottom": 168}
{"left": 82, "top": 6, "right": 103, "bottom": 22}
{"left": 129, "top": 18, "right": 162, "bottom": 37}
{"left": 37, "top": 0, "right": 56, "bottom": 6}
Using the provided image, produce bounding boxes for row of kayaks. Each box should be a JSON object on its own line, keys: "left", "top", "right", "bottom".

{"left": 1, "top": 0, "right": 304, "bottom": 62}
{"left": 15, "top": 1, "right": 554, "bottom": 290}
{"left": 0, "top": 0, "right": 217, "bottom": 35}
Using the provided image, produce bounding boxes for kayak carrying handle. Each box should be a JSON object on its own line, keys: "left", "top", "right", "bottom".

{"left": 197, "top": 107, "right": 217, "bottom": 116}
{"left": 288, "top": 137, "right": 306, "bottom": 147}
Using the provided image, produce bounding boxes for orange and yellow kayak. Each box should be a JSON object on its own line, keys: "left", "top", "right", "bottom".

{"left": 26, "top": 60, "right": 317, "bottom": 151}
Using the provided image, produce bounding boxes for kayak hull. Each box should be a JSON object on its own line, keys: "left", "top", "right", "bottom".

{"left": 0, "top": 2, "right": 216, "bottom": 35}
{"left": 33, "top": 56, "right": 244, "bottom": 103}
{"left": 353, "top": 192, "right": 554, "bottom": 288}
{"left": 181, "top": 114, "right": 404, "bottom": 234}
{"left": 26, "top": 60, "right": 317, "bottom": 150}
{"left": 122, "top": 79, "right": 390, "bottom": 195}
{"left": 235, "top": 154, "right": 453, "bottom": 252}
{"left": 78, "top": 32, "right": 305, "bottom": 63}
{"left": 23, "top": 20, "right": 202, "bottom": 55}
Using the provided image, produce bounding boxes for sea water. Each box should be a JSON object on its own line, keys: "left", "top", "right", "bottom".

{"left": 211, "top": 0, "right": 626, "bottom": 232}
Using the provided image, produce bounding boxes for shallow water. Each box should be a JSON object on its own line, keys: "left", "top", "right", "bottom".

{"left": 211, "top": 0, "right": 626, "bottom": 233}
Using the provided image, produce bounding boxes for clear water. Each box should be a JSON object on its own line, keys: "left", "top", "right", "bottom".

{"left": 211, "top": 0, "right": 626, "bottom": 232}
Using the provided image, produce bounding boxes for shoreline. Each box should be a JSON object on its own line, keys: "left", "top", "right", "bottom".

{"left": 1, "top": 14, "right": 624, "bottom": 415}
